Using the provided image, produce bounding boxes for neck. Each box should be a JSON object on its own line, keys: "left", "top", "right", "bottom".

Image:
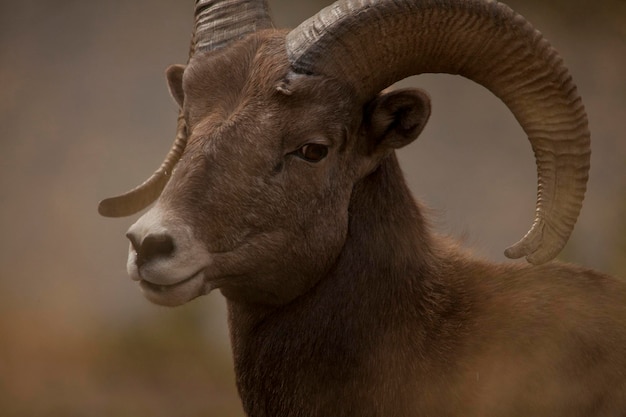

{"left": 226, "top": 154, "right": 458, "bottom": 416}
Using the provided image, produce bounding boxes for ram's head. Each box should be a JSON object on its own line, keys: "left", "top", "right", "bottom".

{"left": 99, "top": 0, "right": 590, "bottom": 307}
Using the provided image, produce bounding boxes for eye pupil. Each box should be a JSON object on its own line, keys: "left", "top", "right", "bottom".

{"left": 299, "top": 144, "right": 328, "bottom": 162}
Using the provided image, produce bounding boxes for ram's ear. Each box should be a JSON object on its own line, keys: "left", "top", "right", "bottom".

{"left": 166, "top": 64, "right": 186, "bottom": 108}
{"left": 364, "top": 88, "right": 431, "bottom": 154}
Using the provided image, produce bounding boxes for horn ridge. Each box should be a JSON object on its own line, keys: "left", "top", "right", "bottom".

{"left": 193, "top": 0, "right": 274, "bottom": 54}
{"left": 286, "top": 0, "right": 591, "bottom": 264}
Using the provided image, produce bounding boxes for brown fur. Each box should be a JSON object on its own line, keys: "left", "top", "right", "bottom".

{"left": 152, "top": 32, "right": 626, "bottom": 416}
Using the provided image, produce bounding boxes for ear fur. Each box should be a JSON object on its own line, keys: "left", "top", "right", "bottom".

{"left": 364, "top": 88, "right": 431, "bottom": 154}
{"left": 166, "top": 64, "right": 186, "bottom": 108}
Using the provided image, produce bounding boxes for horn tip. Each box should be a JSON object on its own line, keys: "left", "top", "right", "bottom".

{"left": 504, "top": 220, "right": 567, "bottom": 265}
{"left": 98, "top": 174, "right": 169, "bottom": 218}
{"left": 98, "top": 196, "right": 137, "bottom": 218}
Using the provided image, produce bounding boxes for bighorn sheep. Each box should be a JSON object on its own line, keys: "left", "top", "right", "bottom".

{"left": 99, "top": 0, "right": 626, "bottom": 415}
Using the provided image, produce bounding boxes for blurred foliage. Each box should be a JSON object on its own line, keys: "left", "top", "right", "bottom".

{"left": 0, "top": 303, "right": 243, "bottom": 417}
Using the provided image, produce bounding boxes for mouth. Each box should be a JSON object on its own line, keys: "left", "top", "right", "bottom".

{"left": 139, "top": 270, "right": 210, "bottom": 307}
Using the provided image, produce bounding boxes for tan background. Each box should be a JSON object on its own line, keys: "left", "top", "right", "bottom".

{"left": 1, "top": 1, "right": 624, "bottom": 415}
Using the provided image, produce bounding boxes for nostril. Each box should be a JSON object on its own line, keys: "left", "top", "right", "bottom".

{"left": 126, "top": 232, "right": 141, "bottom": 254}
{"left": 138, "top": 233, "right": 175, "bottom": 265}
{"left": 126, "top": 231, "right": 175, "bottom": 268}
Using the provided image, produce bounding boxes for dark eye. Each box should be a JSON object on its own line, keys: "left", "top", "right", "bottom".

{"left": 294, "top": 143, "right": 329, "bottom": 163}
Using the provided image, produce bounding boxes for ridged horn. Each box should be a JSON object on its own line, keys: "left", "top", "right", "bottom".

{"left": 98, "top": 0, "right": 274, "bottom": 218}
{"left": 193, "top": 0, "right": 274, "bottom": 54}
{"left": 286, "top": 0, "right": 590, "bottom": 264}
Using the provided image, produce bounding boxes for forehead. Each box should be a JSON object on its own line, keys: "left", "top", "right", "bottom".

{"left": 183, "top": 34, "right": 282, "bottom": 118}
{"left": 181, "top": 32, "right": 357, "bottom": 134}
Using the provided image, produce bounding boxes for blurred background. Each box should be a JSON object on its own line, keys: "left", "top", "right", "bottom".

{"left": 0, "top": 0, "right": 624, "bottom": 415}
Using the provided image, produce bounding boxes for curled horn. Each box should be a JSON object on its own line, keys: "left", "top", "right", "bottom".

{"left": 98, "top": 0, "right": 274, "bottom": 217}
{"left": 286, "top": 0, "right": 590, "bottom": 264}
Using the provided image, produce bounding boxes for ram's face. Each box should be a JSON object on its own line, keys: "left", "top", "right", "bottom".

{"left": 125, "top": 35, "right": 363, "bottom": 307}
